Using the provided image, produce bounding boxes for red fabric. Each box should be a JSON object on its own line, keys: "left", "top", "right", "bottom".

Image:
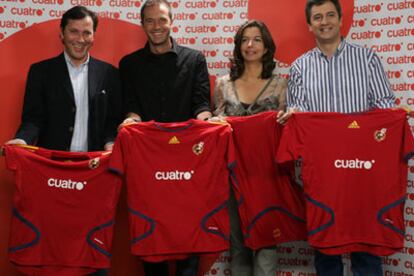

{"left": 110, "top": 120, "right": 234, "bottom": 261}
{"left": 4, "top": 146, "right": 122, "bottom": 275}
{"left": 277, "top": 109, "right": 414, "bottom": 256}
{"left": 227, "top": 112, "right": 307, "bottom": 250}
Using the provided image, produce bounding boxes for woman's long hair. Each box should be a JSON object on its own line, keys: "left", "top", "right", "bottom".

{"left": 230, "top": 20, "right": 276, "bottom": 81}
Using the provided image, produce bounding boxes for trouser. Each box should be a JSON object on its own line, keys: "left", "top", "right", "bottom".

{"left": 89, "top": 269, "right": 108, "bottom": 276}
{"left": 314, "top": 251, "right": 383, "bottom": 276}
{"left": 143, "top": 256, "right": 199, "bottom": 276}
{"left": 228, "top": 186, "right": 277, "bottom": 276}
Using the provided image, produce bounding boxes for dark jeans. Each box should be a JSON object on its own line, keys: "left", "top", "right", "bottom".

{"left": 89, "top": 269, "right": 108, "bottom": 276}
{"left": 314, "top": 251, "right": 382, "bottom": 276}
{"left": 143, "top": 256, "right": 199, "bottom": 276}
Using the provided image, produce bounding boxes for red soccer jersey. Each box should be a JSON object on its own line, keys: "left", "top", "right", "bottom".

{"left": 4, "top": 145, "right": 122, "bottom": 275}
{"left": 109, "top": 119, "right": 234, "bottom": 262}
{"left": 227, "top": 112, "right": 306, "bottom": 250}
{"left": 277, "top": 109, "right": 414, "bottom": 256}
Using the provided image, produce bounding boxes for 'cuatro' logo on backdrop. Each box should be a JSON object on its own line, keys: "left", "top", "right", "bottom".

{"left": 248, "top": 0, "right": 354, "bottom": 64}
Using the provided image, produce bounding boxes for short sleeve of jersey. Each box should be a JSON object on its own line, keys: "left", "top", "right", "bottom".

{"left": 223, "top": 125, "right": 236, "bottom": 168}
{"left": 403, "top": 118, "right": 414, "bottom": 160}
{"left": 4, "top": 145, "right": 19, "bottom": 171}
{"left": 109, "top": 127, "right": 129, "bottom": 176}
{"left": 273, "top": 119, "right": 283, "bottom": 160}
{"left": 276, "top": 115, "right": 303, "bottom": 163}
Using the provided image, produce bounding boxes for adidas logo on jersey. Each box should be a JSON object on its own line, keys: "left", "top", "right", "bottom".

{"left": 348, "top": 121, "right": 360, "bottom": 129}
{"left": 334, "top": 159, "right": 375, "bottom": 170}
{"left": 48, "top": 178, "right": 87, "bottom": 190}
{"left": 168, "top": 136, "right": 180, "bottom": 144}
{"left": 155, "top": 170, "right": 194, "bottom": 181}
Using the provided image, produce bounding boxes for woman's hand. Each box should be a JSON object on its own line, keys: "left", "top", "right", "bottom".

{"left": 276, "top": 108, "right": 298, "bottom": 125}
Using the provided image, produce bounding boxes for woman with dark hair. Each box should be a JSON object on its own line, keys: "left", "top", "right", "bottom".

{"left": 214, "top": 20, "right": 286, "bottom": 117}
{"left": 213, "top": 20, "right": 287, "bottom": 276}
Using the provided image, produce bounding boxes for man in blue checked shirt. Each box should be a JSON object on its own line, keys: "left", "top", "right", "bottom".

{"left": 282, "top": 0, "right": 396, "bottom": 275}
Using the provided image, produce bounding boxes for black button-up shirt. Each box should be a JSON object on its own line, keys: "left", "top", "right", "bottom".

{"left": 119, "top": 38, "right": 211, "bottom": 122}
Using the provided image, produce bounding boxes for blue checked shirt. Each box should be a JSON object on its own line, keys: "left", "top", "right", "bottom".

{"left": 287, "top": 39, "right": 395, "bottom": 113}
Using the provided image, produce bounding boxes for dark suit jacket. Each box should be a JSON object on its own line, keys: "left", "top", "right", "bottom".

{"left": 15, "top": 53, "right": 122, "bottom": 151}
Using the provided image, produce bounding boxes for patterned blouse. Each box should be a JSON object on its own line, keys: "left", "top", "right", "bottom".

{"left": 213, "top": 74, "right": 287, "bottom": 116}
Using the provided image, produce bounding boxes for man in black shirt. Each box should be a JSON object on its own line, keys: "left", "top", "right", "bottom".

{"left": 120, "top": 0, "right": 212, "bottom": 124}
{"left": 118, "top": 0, "right": 212, "bottom": 275}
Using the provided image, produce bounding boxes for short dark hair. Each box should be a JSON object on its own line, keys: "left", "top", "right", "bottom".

{"left": 60, "top": 5, "right": 98, "bottom": 32}
{"left": 230, "top": 20, "right": 276, "bottom": 81}
{"left": 305, "top": 0, "right": 342, "bottom": 24}
{"left": 140, "top": 0, "right": 172, "bottom": 23}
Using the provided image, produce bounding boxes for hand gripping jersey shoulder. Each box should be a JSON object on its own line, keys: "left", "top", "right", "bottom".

{"left": 226, "top": 111, "right": 307, "bottom": 250}
{"left": 110, "top": 119, "right": 234, "bottom": 261}
{"left": 3, "top": 145, "right": 122, "bottom": 275}
{"left": 277, "top": 109, "right": 414, "bottom": 256}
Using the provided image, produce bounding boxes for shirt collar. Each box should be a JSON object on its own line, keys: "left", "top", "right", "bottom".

{"left": 314, "top": 38, "right": 347, "bottom": 58}
{"left": 64, "top": 51, "right": 90, "bottom": 69}
{"left": 143, "top": 37, "right": 178, "bottom": 57}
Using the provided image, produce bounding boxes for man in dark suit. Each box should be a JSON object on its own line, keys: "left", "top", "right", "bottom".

{"left": 5, "top": 5, "right": 121, "bottom": 152}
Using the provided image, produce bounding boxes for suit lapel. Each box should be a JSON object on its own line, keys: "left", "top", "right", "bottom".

{"left": 57, "top": 53, "right": 75, "bottom": 104}
{"left": 88, "top": 57, "right": 100, "bottom": 101}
